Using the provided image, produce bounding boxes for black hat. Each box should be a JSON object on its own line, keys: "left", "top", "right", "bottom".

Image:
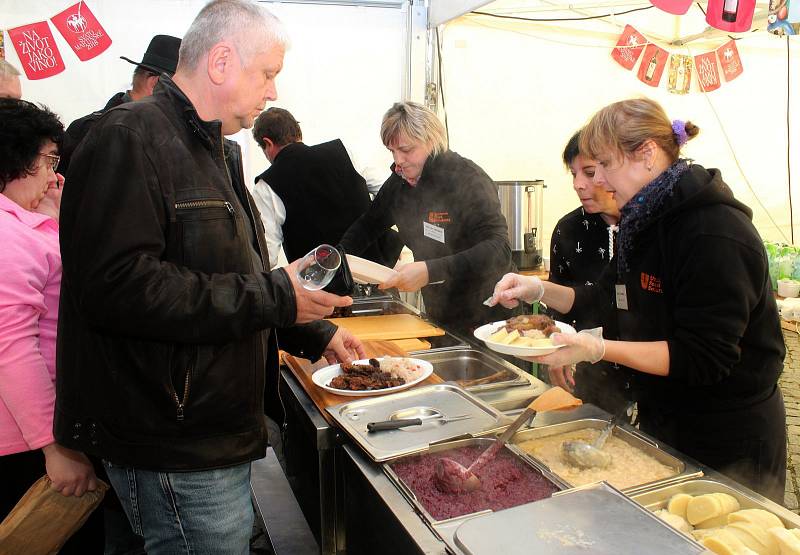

{"left": 120, "top": 35, "right": 181, "bottom": 76}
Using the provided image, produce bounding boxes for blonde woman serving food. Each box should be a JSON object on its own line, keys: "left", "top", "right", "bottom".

{"left": 341, "top": 101, "right": 515, "bottom": 333}
{"left": 490, "top": 98, "right": 786, "bottom": 503}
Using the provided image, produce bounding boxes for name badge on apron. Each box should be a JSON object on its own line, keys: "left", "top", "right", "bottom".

{"left": 615, "top": 284, "right": 629, "bottom": 310}
{"left": 423, "top": 221, "right": 445, "bottom": 244}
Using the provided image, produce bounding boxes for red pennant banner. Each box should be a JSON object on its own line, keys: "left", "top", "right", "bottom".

{"left": 51, "top": 1, "right": 112, "bottom": 62}
{"left": 611, "top": 25, "right": 647, "bottom": 70}
{"left": 637, "top": 44, "right": 668, "bottom": 87}
{"left": 694, "top": 52, "right": 721, "bottom": 92}
{"left": 7, "top": 21, "right": 65, "bottom": 80}
{"left": 716, "top": 40, "right": 743, "bottom": 82}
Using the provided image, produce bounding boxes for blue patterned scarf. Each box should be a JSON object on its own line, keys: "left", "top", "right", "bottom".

{"left": 617, "top": 159, "right": 690, "bottom": 274}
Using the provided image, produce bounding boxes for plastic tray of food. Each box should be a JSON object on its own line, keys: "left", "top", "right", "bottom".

{"left": 382, "top": 436, "right": 569, "bottom": 533}
{"left": 629, "top": 477, "right": 800, "bottom": 553}
{"left": 509, "top": 418, "right": 702, "bottom": 494}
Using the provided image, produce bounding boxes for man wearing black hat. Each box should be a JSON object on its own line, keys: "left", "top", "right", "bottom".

{"left": 58, "top": 34, "right": 181, "bottom": 174}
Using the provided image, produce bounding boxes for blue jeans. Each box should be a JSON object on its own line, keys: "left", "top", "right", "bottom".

{"left": 104, "top": 461, "right": 253, "bottom": 555}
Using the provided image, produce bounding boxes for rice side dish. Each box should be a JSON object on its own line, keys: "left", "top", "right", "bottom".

{"left": 379, "top": 357, "right": 425, "bottom": 382}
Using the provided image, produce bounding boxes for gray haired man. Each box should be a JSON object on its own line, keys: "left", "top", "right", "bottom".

{"left": 55, "top": 1, "right": 363, "bottom": 552}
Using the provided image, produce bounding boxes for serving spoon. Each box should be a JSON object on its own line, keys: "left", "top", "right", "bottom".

{"left": 433, "top": 386, "right": 582, "bottom": 493}
{"left": 560, "top": 402, "right": 634, "bottom": 469}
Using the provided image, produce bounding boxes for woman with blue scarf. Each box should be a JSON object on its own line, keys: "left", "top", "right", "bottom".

{"left": 490, "top": 98, "right": 786, "bottom": 503}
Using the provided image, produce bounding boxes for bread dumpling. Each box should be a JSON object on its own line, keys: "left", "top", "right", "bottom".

{"left": 726, "top": 521, "right": 779, "bottom": 555}
{"left": 687, "top": 493, "right": 740, "bottom": 526}
{"left": 667, "top": 493, "right": 693, "bottom": 519}
{"left": 702, "top": 529, "right": 759, "bottom": 555}
{"left": 729, "top": 509, "right": 785, "bottom": 531}
{"left": 769, "top": 527, "right": 800, "bottom": 555}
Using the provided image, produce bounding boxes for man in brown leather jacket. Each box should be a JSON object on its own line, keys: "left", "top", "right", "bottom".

{"left": 55, "top": 1, "right": 362, "bottom": 552}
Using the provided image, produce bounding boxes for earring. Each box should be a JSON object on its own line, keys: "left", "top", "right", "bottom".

{"left": 647, "top": 165, "right": 653, "bottom": 172}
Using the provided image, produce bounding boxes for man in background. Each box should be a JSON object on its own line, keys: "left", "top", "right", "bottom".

{"left": 0, "top": 60, "right": 22, "bottom": 99}
{"left": 252, "top": 107, "right": 402, "bottom": 269}
{"left": 58, "top": 34, "right": 182, "bottom": 173}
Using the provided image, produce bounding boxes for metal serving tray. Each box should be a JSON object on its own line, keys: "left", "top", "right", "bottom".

{"left": 452, "top": 482, "right": 706, "bottom": 555}
{"left": 509, "top": 418, "right": 703, "bottom": 494}
{"left": 411, "top": 348, "right": 540, "bottom": 393}
{"left": 630, "top": 477, "right": 800, "bottom": 529}
{"left": 382, "top": 437, "right": 568, "bottom": 546}
{"left": 326, "top": 384, "right": 507, "bottom": 462}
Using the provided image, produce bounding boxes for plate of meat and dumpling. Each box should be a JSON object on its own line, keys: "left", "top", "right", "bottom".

{"left": 473, "top": 315, "right": 576, "bottom": 357}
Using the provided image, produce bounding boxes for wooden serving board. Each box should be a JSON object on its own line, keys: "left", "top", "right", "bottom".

{"left": 327, "top": 314, "right": 444, "bottom": 341}
{"left": 388, "top": 338, "right": 431, "bottom": 352}
{"left": 282, "top": 340, "right": 443, "bottom": 423}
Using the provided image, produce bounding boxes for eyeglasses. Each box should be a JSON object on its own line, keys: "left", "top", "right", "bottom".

{"left": 39, "top": 152, "right": 60, "bottom": 172}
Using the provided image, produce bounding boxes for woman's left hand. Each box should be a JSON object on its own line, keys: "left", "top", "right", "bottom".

{"left": 522, "top": 329, "right": 605, "bottom": 366}
{"left": 379, "top": 261, "right": 429, "bottom": 292}
{"left": 322, "top": 328, "right": 367, "bottom": 365}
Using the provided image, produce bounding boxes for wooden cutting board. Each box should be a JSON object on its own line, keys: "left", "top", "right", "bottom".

{"left": 327, "top": 314, "right": 444, "bottom": 341}
{"left": 282, "top": 340, "right": 443, "bottom": 422}
{"left": 389, "top": 338, "right": 431, "bottom": 352}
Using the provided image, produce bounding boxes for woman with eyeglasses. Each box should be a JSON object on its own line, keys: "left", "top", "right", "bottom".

{"left": 0, "top": 99, "right": 102, "bottom": 551}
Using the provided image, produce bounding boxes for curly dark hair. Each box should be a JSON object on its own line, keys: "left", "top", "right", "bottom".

{"left": 0, "top": 98, "right": 64, "bottom": 191}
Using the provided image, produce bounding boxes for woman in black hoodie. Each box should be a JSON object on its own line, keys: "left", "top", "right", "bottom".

{"left": 491, "top": 98, "right": 786, "bottom": 503}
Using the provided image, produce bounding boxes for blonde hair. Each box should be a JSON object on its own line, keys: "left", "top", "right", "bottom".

{"left": 380, "top": 101, "right": 448, "bottom": 157}
{"left": 580, "top": 98, "right": 699, "bottom": 164}
{"left": 178, "top": 0, "right": 288, "bottom": 72}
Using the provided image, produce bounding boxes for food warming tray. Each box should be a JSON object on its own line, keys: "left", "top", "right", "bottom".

{"left": 326, "top": 384, "right": 507, "bottom": 462}
{"left": 452, "top": 482, "right": 707, "bottom": 555}
{"left": 411, "top": 348, "right": 541, "bottom": 393}
{"left": 630, "top": 477, "right": 800, "bottom": 529}
{"left": 382, "top": 437, "right": 568, "bottom": 546}
{"left": 509, "top": 418, "right": 703, "bottom": 494}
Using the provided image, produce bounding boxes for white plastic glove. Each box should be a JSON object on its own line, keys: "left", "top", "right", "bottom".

{"left": 527, "top": 327, "right": 606, "bottom": 366}
{"left": 489, "top": 273, "right": 545, "bottom": 308}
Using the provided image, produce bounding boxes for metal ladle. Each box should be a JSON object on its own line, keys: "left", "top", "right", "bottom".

{"left": 560, "top": 402, "right": 634, "bottom": 469}
{"left": 434, "top": 386, "right": 582, "bottom": 493}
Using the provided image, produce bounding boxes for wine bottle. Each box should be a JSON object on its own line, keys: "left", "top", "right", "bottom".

{"left": 722, "top": 0, "right": 739, "bottom": 22}
{"left": 645, "top": 52, "right": 658, "bottom": 81}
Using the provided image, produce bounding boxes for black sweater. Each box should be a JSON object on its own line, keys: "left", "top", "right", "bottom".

{"left": 570, "top": 165, "right": 784, "bottom": 411}
{"left": 340, "top": 151, "right": 514, "bottom": 328}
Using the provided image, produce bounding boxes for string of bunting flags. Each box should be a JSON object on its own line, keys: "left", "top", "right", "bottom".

{"left": 3, "top": 1, "right": 111, "bottom": 80}
{"left": 611, "top": 24, "right": 743, "bottom": 93}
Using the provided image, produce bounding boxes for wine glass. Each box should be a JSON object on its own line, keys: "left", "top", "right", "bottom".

{"left": 296, "top": 244, "right": 341, "bottom": 291}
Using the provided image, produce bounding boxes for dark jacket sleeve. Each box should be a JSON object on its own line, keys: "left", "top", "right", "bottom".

{"left": 666, "top": 234, "right": 767, "bottom": 386}
{"left": 278, "top": 320, "right": 338, "bottom": 361}
{"left": 339, "top": 177, "right": 397, "bottom": 255}
{"left": 425, "top": 168, "right": 511, "bottom": 283}
{"left": 60, "top": 119, "right": 297, "bottom": 344}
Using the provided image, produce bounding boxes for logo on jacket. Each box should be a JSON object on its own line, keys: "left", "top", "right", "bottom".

{"left": 428, "top": 211, "right": 450, "bottom": 224}
{"left": 640, "top": 272, "right": 663, "bottom": 293}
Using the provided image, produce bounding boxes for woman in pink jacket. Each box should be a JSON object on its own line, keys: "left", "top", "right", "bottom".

{"left": 0, "top": 99, "right": 99, "bottom": 550}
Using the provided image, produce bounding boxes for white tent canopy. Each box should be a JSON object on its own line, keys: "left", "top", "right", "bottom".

{"left": 428, "top": 0, "right": 798, "bottom": 251}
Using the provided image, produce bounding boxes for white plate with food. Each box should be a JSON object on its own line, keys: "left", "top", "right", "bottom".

{"left": 473, "top": 315, "right": 576, "bottom": 357}
{"left": 346, "top": 254, "right": 398, "bottom": 285}
{"left": 312, "top": 357, "right": 434, "bottom": 397}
